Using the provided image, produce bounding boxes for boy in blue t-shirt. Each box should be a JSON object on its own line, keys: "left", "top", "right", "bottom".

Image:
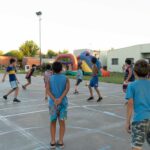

{"left": 125, "top": 59, "right": 150, "bottom": 150}
{"left": 74, "top": 64, "right": 83, "bottom": 94}
{"left": 47, "top": 62, "right": 70, "bottom": 149}
{"left": 2, "top": 58, "right": 20, "bottom": 102}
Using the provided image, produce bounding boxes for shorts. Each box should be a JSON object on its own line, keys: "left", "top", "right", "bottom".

{"left": 122, "top": 83, "right": 128, "bottom": 93}
{"left": 49, "top": 104, "right": 68, "bottom": 122}
{"left": 10, "top": 81, "right": 18, "bottom": 89}
{"left": 76, "top": 79, "right": 82, "bottom": 86}
{"left": 26, "top": 77, "right": 31, "bottom": 83}
{"left": 131, "top": 120, "right": 150, "bottom": 149}
{"left": 89, "top": 76, "right": 98, "bottom": 88}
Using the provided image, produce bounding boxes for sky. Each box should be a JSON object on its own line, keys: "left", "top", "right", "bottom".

{"left": 0, "top": 0, "right": 150, "bottom": 53}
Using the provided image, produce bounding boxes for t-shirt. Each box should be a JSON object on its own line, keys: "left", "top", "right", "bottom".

{"left": 26, "top": 68, "right": 35, "bottom": 78}
{"left": 6, "top": 66, "right": 16, "bottom": 82}
{"left": 124, "top": 66, "right": 135, "bottom": 82}
{"left": 44, "top": 70, "right": 53, "bottom": 83}
{"left": 49, "top": 74, "right": 68, "bottom": 107}
{"left": 126, "top": 79, "right": 150, "bottom": 122}
{"left": 76, "top": 69, "right": 83, "bottom": 80}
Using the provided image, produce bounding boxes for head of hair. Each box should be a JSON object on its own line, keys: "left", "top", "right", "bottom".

{"left": 125, "top": 59, "right": 132, "bottom": 65}
{"left": 52, "top": 62, "right": 62, "bottom": 73}
{"left": 134, "top": 59, "right": 149, "bottom": 78}
{"left": 78, "top": 64, "right": 82, "bottom": 69}
{"left": 32, "top": 64, "right": 36, "bottom": 68}
{"left": 46, "top": 64, "right": 52, "bottom": 70}
{"left": 91, "top": 57, "right": 97, "bottom": 64}
{"left": 10, "top": 58, "right": 16, "bottom": 64}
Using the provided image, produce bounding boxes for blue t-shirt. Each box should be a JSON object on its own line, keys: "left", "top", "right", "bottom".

{"left": 49, "top": 74, "right": 68, "bottom": 107}
{"left": 126, "top": 79, "right": 150, "bottom": 122}
{"left": 6, "top": 66, "right": 16, "bottom": 82}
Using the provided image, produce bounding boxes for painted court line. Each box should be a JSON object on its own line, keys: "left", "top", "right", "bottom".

{"left": 99, "top": 145, "right": 111, "bottom": 150}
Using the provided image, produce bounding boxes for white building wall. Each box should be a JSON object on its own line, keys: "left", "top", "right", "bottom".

{"left": 107, "top": 45, "right": 143, "bottom": 72}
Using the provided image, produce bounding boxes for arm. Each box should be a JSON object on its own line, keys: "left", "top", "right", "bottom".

{"left": 2, "top": 71, "right": 7, "bottom": 82}
{"left": 125, "top": 68, "right": 132, "bottom": 83}
{"left": 56, "top": 78, "right": 70, "bottom": 105}
{"left": 126, "top": 99, "right": 133, "bottom": 133}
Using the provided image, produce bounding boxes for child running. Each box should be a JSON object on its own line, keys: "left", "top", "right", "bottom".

{"left": 125, "top": 59, "right": 150, "bottom": 150}
{"left": 22, "top": 64, "right": 36, "bottom": 90}
{"left": 74, "top": 64, "right": 83, "bottom": 94}
{"left": 44, "top": 64, "right": 53, "bottom": 100}
{"left": 123, "top": 59, "right": 135, "bottom": 93}
{"left": 87, "top": 57, "right": 103, "bottom": 102}
{"left": 2, "top": 58, "right": 21, "bottom": 102}
{"left": 47, "top": 62, "right": 70, "bottom": 149}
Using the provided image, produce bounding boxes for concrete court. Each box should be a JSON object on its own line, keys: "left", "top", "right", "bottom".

{"left": 0, "top": 74, "right": 149, "bottom": 150}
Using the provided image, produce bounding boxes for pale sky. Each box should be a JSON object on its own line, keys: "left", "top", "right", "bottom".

{"left": 0, "top": 0, "right": 150, "bottom": 53}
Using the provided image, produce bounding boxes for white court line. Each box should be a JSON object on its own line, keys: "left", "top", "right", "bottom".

{"left": 0, "top": 115, "right": 49, "bottom": 149}
{"left": 99, "top": 145, "right": 111, "bottom": 150}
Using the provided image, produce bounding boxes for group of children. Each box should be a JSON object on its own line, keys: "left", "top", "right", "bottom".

{"left": 1, "top": 57, "right": 150, "bottom": 150}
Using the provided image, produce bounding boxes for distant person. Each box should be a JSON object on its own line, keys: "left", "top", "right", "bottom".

{"left": 87, "top": 57, "right": 103, "bottom": 102}
{"left": 123, "top": 59, "right": 135, "bottom": 93}
{"left": 22, "top": 64, "right": 36, "bottom": 90}
{"left": 74, "top": 64, "right": 83, "bottom": 94}
{"left": 47, "top": 62, "right": 70, "bottom": 149}
{"left": 2, "top": 58, "right": 20, "bottom": 102}
{"left": 125, "top": 59, "right": 150, "bottom": 150}
{"left": 43, "top": 64, "right": 53, "bottom": 100}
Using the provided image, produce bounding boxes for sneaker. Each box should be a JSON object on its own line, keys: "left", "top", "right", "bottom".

{"left": 50, "top": 143, "right": 56, "bottom": 149}
{"left": 3, "top": 95, "right": 7, "bottom": 100}
{"left": 22, "top": 85, "right": 26, "bottom": 90}
{"left": 97, "top": 97, "right": 103, "bottom": 102}
{"left": 13, "top": 98, "right": 21, "bottom": 103}
{"left": 56, "top": 141, "right": 64, "bottom": 149}
{"left": 87, "top": 97, "right": 94, "bottom": 101}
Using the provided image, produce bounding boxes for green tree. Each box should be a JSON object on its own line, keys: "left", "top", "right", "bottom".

{"left": 59, "top": 49, "right": 69, "bottom": 54}
{"left": 5, "top": 50, "right": 23, "bottom": 61}
{"left": 0, "top": 50, "right": 3, "bottom": 56}
{"left": 47, "top": 50, "right": 58, "bottom": 58}
{"left": 19, "top": 40, "right": 39, "bottom": 57}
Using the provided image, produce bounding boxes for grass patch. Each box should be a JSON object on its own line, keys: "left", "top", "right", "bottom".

{"left": 68, "top": 72, "right": 124, "bottom": 84}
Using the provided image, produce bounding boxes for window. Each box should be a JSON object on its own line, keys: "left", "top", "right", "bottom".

{"left": 126, "top": 58, "right": 134, "bottom": 64}
{"left": 112, "top": 58, "right": 118, "bottom": 65}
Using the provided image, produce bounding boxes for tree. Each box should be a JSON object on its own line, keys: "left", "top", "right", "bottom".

{"left": 47, "top": 50, "right": 58, "bottom": 58}
{"left": 59, "top": 49, "right": 69, "bottom": 54}
{"left": 4, "top": 50, "right": 23, "bottom": 61}
{"left": 0, "top": 50, "right": 3, "bottom": 56}
{"left": 19, "top": 40, "right": 39, "bottom": 57}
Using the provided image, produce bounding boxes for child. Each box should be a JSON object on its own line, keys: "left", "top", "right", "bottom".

{"left": 2, "top": 58, "right": 21, "bottom": 102}
{"left": 44, "top": 64, "right": 53, "bottom": 100}
{"left": 74, "top": 64, "right": 83, "bottom": 94}
{"left": 22, "top": 64, "right": 36, "bottom": 90}
{"left": 47, "top": 62, "right": 70, "bottom": 149}
{"left": 125, "top": 59, "right": 150, "bottom": 150}
{"left": 87, "top": 57, "right": 103, "bottom": 102}
{"left": 123, "top": 59, "right": 135, "bottom": 93}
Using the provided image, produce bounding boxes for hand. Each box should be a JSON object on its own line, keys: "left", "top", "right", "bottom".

{"left": 125, "top": 80, "right": 129, "bottom": 84}
{"left": 125, "top": 122, "right": 131, "bottom": 134}
{"left": 55, "top": 98, "right": 62, "bottom": 106}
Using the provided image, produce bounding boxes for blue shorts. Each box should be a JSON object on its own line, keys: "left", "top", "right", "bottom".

{"left": 89, "top": 76, "right": 99, "bottom": 88}
{"left": 49, "top": 104, "right": 68, "bottom": 122}
{"left": 10, "top": 81, "right": 18, "bottom": 89}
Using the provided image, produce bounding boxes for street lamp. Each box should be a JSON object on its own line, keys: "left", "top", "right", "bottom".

{"left": 36, "top": 11, "right": 42, "bottom": 66}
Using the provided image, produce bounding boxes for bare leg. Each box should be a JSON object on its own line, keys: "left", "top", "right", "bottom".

{"left": 14, "top": 87, "right": 19, "bottom": 98}
{"left": 24, "top": 82, "right": 30, "bottom": 88}
{"left": 5, "top": 89, "right": 15, "bottom": 96}
{"left": 88, "top": 86, "right": 93, "bottom": 97}
{"left": 50, "top": 121, "right": 56, "bottom": 144}
{"left": 75, "top": 85, "right": 78, "bottom": 92}
{"left": 94, "top": 87, "right": 101, "bottom": 98}
{"left": 59, "top": 120, "right": 65, "bottom": 144}
{"left": 132, "top": 148, "right": 141, "bottom": 150}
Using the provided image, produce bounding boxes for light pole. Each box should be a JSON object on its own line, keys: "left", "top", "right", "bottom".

{"left": 36, "top": 11, "right": 42, "bottom": 66}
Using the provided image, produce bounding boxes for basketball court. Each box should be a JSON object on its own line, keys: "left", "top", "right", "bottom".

{"left": 0, "top": 74, "right": 149, "bottom": 150}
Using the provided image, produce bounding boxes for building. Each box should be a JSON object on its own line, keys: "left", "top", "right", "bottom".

{"left": 0, "top": 56, "right": 14, "bottom": 67}
{"left": 107, "top": 44, "right": 150, "bottom": 72}
{"left": 22, "top": 57, "right": 40, "bottom": 67}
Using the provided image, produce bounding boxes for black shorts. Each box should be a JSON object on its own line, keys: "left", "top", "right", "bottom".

{"left": 76, "top": 79, "right": 82, "bottom": 86}
{"left": 26, "top": 77, "right": 31, "bottom": 83}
